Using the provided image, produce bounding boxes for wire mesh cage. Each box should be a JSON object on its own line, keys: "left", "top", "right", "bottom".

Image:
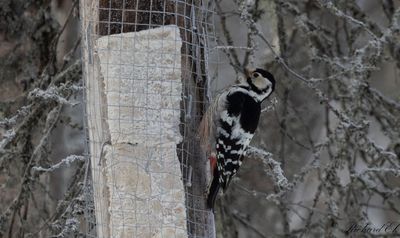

{"left": 80, "top": 0, "right": 218, "bottom": 237}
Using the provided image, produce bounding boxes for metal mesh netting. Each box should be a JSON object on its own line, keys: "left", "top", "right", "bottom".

{"left": 80, "top": 0, "right": 217, "bottom": 237}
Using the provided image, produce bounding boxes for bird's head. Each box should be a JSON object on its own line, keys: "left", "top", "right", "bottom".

{"left": 245, "top": 68, "right": 275, "bottom": 100}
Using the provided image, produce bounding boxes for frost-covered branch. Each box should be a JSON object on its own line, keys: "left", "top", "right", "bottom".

{"left": 246, "top": 146, "right": 290, "bottom": 191}
{"left": 32, "top": 155, "right": 86, "bottom": 173}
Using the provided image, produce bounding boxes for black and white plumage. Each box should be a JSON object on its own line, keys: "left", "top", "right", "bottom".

{"left": 199, "top": 68, "right": 276, "bottom": 210}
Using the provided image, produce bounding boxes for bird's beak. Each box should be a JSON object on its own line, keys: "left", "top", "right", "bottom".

{"left": 245, "top": 68, "right": 255, "bottom": 78}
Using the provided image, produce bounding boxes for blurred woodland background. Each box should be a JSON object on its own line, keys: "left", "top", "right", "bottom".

{"left": 1, "top": 0, "right": 400, "bottom": 237}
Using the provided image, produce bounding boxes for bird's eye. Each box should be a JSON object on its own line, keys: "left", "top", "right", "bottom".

{"left": 252, "top": 72, "right": 260, "bottom": 78}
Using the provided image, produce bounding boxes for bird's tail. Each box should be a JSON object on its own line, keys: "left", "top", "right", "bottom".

{"left": 207, "top": 167, "right": 220, "bottom": 210}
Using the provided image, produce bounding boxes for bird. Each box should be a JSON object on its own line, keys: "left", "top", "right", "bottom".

{"left": 198, "top": 68, "right": 276, "bottom": 210}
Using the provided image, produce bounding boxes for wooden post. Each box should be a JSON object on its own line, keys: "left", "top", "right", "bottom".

{"left": 80, "top": 1, "right": 215, "bottom": 237}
